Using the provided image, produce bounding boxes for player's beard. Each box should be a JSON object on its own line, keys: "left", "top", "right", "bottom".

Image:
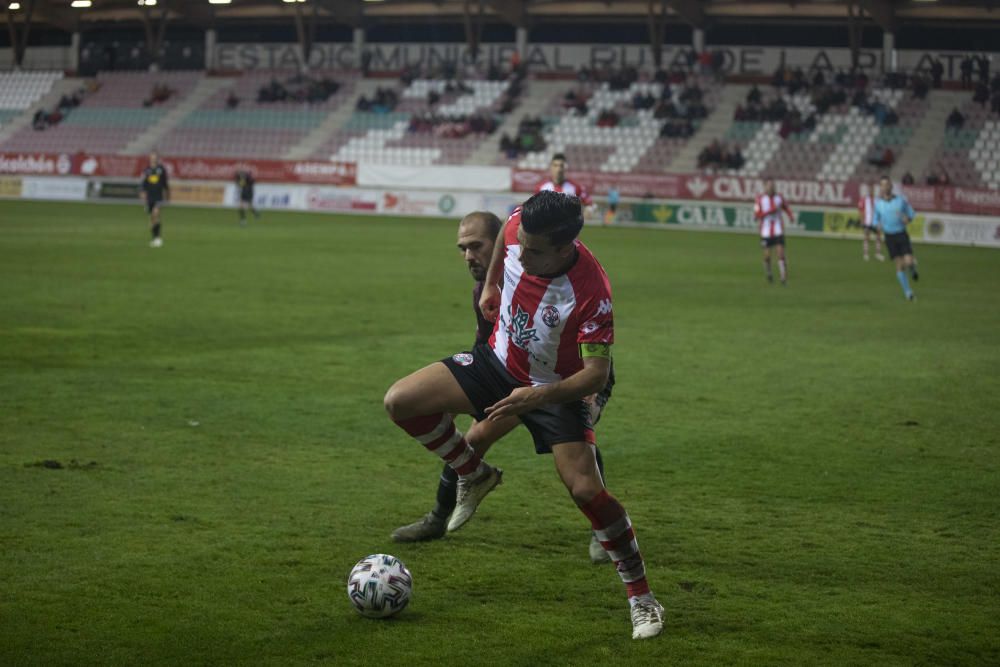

{"left": 468, "top": 263, "right": 486, "bottom": 281}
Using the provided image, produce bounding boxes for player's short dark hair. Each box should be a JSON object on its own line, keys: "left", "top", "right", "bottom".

{"left": 461, "top": 211, "right": 502, "bottom": 241}
{"left": 520, "top": 190, "right": 583, "bottom": 246}
{"left": 551, "top": 153, "right": 567, "bottom": 163}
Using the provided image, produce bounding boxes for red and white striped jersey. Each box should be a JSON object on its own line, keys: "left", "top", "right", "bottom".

{"left": 858, "top": 194, "right": 876, "bottom": 227}
{"left": 754, "top": 193, "right": 793, "bottom": 239}
{"left": 535, "top": 179, "right": 593, "bottom": 206}
{"left": 489, "top": 209, "right": 613, "bottom": 387}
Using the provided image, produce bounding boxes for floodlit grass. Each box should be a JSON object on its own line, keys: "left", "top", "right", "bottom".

{"left": 1, "top": 200, "right": 999, "bottom": 665}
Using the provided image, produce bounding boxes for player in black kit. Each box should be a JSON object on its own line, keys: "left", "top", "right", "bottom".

{"left": 140, "top": 151, "right": 170, "bottom": 247}
{"left": 234, "top": 169, "right": 259, "bottom": 225}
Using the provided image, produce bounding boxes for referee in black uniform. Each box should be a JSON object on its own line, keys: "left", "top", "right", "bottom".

{"left": 235, "top": 169, "right": 259, "bottom": 225}
{"left": 140, "top": 151, "right": 169, "bottom": 247}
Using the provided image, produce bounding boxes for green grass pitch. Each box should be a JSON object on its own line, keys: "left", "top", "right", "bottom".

{"left": 1, "top": 200, "right": 998, "bottom": 665}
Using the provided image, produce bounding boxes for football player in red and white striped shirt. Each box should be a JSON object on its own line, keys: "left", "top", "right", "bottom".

{"left": 753, "top": 179, "right": 793, "bottom": 285}
{"left": 536, "top": 152, "right": 593, "bottom": 206}
{"left": 858, "top": 181, "right": 885, "bottom": 261}
{"left": 384, "top": 191, "right": 663, "bottom": 639}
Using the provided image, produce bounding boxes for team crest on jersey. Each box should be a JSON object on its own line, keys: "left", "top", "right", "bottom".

{"left": 506, "top": 304, "right": 540, "bottom": 350}
{"left": 581, "top": 320, "right": 600, "bottom": 334}
{"left": 541, "top": 305, "right": 560, "bottom": 328}
{"left": 452, "top": 353, "right": 474, "bottom": 366}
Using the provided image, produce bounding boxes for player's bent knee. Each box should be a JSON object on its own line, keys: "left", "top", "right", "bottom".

{"left": 383, "top": 382, "right": 414, "bottom": 421}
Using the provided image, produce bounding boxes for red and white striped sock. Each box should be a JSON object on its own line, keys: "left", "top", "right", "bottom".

{"left": 863, "top": 237, "right": 870, "bottom": 257}
{"left": 393, "top": 413, "right": 484, "bottom": 478}
{"left": 778, "top": 259, "right": 787, "bottom": 282}
{"left": 580, "top": 490, "right": 650, "bottom": 598}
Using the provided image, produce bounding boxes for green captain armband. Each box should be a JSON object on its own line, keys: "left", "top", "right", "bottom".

{"left": 579, "top": 343, "right": 611, "bottom": 359}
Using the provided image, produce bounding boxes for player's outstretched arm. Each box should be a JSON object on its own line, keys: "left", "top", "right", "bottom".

{"left": 479, "top": 220, "right": 507, "bottom": 323}
{"left": 484, "top": 356, "right": 610, "bottom": 422}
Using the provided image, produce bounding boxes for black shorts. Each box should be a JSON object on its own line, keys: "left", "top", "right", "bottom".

{"left": 442, "top": 343, "right": 594, "bottom": 454}
{"left": 884, "top": 231, "right": 912, "bottom": 259}
{"left": 240, "top": 189, "right": 254, "bottom": 203}
{"left": 760, "top": 235, "right": 785, "bottom": 248}
{"left": 146, "top": 197, "right": 163, "bottom": 214}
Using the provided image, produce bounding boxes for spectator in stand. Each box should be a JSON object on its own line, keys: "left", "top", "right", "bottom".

{"left": 725, "top": 145, "right": 744, "bottom": 170}
{"left": 931, "top": 59, "right": 944, "bottom": 88}
{"left": 32, "top": 109, "right": 48, "bottom": 130}
{"left": 992, "top": 90, "right": 1000, "bottom": 116}
{"left": 926, "top": 165, "right": 951, "bottom": 186}
{"left": 901, "top": 172, "right": 915, "bottom": 186}
{"left": 698, "top": 140, "right": 724, "bottom": 169}
{"left": 946, "top": 107, "right": 966, "bottom": 130}
{"left": 596, "top": 110, "right": 620, "bottom": 127}
{"left": 977, "top": 54, "right": 991, "bottom": 84}
{"left": 960, "top": 56, "right": 974, "bottom": 88}
{"left": 225, "top": 91, "right": 240, "bottom": 110}
{"left": 747, "top": 84, "right": 762, "bottom": 105}
{"left": 974, "top": 81, "right": 990, "bottom": 106}
{"left": 911, "top": 75, "right": 929, "bottom": 100}
{"left": 867, "top": 146, "right": 895, "bottom": 169}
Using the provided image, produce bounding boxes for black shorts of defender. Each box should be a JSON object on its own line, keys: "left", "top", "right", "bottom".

{"left": 884, "top": 231, "right": 912, "bottom": 259}
{"left": 442, "top": 343, "right": 594, "bottom": 454}
{"left": 145, "top": 197, "right": 163, "bottom": 214}
{"left": 760, "top": 235, "right": 785, "bottom": 248}
{"left": 240, "top": 189, "right": 254, "bottom": 204}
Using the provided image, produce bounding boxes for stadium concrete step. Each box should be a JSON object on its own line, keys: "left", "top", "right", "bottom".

{"left": 465, "top": 79, "right": 566, "bottom": 166}
{"left": 668, "top": 83, "right": 749, "bottom": 174}
{"left": 284, "top": 78, "right": 385, "bottom": 161}
{"left": 122, "top": 76, "right": 234, "bottom": 156}
{"left": 0, "top": 77, "right": 83, "bottom": 148}
{"left": 892, "top": 89, "right": 968, "bottom": 182}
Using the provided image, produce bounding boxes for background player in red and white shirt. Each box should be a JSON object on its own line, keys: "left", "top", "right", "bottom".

{"left": 858, "top": 180, "right": 885, "bottom": 262}
{"left": 383, "top": 191, "right": 664, "bottom": 640}
{"left": 753, "top": 179, "right": 793, "bottom": 285}
{"left": 536, "top": 152, "right": 593, "bottom": 206}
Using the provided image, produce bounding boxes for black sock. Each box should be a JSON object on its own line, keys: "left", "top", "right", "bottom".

{"left": 595, "top": 445, "right": 607, "bottom": 486}
{"left": 239, "top": 209, "right": 246, "bottom": 221}
{"left": 432, "top": 464, "right": 458, "bottom": 520}
{"left": 152, "top": 223, "right": 161, "bottom": 239}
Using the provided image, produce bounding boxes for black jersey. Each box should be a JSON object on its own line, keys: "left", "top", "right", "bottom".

{"left": 472, "top": 281, "right": 494, "bottom": 345}
{"left": 141, "top": 165, "right": 169, "bottom": 200}
{"left": 235, "top": 170, "right": 255, "bottom": 196}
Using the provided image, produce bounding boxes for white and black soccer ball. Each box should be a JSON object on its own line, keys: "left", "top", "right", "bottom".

{"left": 346, "top": 553, "right": 413, "bottom": 619}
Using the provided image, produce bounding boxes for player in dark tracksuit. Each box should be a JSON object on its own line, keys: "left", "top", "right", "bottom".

{"left": 140, "top": 151, "right": 169, "bottom": 247}
{"left": 235, "top": 170, "right": 259, "bottom": 225}
{"left": 391, "top": 210, "right": 615, "bottom": 564}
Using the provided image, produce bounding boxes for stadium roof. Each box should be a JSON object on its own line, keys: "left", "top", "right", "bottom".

{"left": 6, "top": 0, "right": 1000, "bottom": 34}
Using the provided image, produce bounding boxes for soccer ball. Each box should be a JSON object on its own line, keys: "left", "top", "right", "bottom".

{"left": 346, "top": 553, "right": 413, "bottom": 618}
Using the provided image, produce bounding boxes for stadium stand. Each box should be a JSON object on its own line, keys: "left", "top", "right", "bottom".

{"left": 0, "top": 71, "right": 201, "bottom": 154}
{"left": 927, "top": 93, "right": 1000, "bottom": 190}
{"left": 506, "top": 72, "right": 722, "bottom": 174}
{"left": 2, "top": 65, "right": 999, "bottom": 189}
{"left": 700, "top": 72, "right": 938, "bottom": 183}
{"left": 0, "top": 71, "right": 65, "bottom": 134}
{"left": 309, "top": 76, "right": 513, "bottom": 165}
{"left": 0, "top": 71, "right": 64, "bottom": 112}
{"left": 155, "top": 70, "right": 358, "bottom": 159}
